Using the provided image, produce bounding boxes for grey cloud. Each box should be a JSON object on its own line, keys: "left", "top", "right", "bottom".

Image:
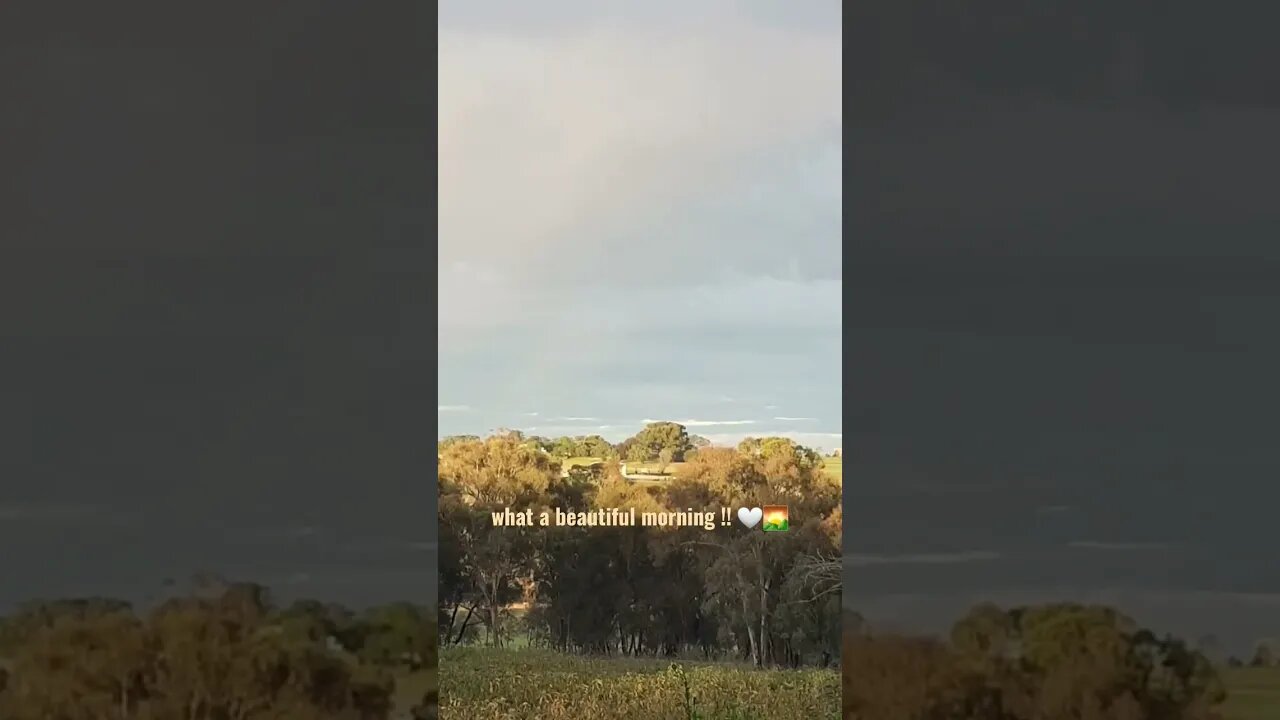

{"left": 438, "top": 2, "right": 840, "bottom": 452}
{"left": 439, "top": 21, "right": 838, "bottom": 289}
{"left": 440, "top": 0, "right": 841, "bottom": 35}
{"left": 644, "top": 419, "right": 756, "bottom": 427}
{"left": 0, "top": 503, "right": 116, "bottom": 521}
{"left": 1068, "top": 541, "right": 1176, "bottom": 552}
{"left": 846, "top": 551, "right": 1001, "bottom": 567}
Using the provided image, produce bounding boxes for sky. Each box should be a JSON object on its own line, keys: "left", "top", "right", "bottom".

{"left": 1, "top": 4, "right": 434, "bottom": 609}
{"left": 848, "top": 4, "right": 1280, "bottom": 656}
{"left": 0, "top": 1, "right": 840, "bottom": 613}
{"left": 437, "top": 0, "right": 843, "bottom": 451}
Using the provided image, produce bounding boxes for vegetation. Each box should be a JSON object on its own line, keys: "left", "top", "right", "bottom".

{"left": 0, "top": 582, "right": 438, "bottom": 719}
{"left": 1219, "top": 667, "right": 1280, "bottom": 720}
{"left": 438, "top": 423, "right": 842, "bottom": 716}
{"left": 440, "top": 646, "right": 838, "bottom": 719}
{"left": 840, "top": 604, "right": 1279, "bottom": 720}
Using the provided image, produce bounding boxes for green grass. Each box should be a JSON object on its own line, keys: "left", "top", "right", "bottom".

{"left": 821, "top": 457, "right": 842, "bottom": 480}
{"left": 1221, "top": 667, "right": 1280, "bottom": 720}
{"left": 439, "top": 646, "right": 839, "bottom": 719}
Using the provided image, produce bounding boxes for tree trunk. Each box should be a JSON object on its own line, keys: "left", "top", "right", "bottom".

{"left": 759, "top": 589, "right": 772, "bottom": 666}
{"left": 446, "top": 603, "right": 460, "bottom": 643}
{"left": 452, "top": 605, "right": 475, "bottom": 645}
{"left": 745, "top": 623, "right": 761, "bottom": 667}
{"left": 486, "top": 578, "right": 503, "bottom": 647}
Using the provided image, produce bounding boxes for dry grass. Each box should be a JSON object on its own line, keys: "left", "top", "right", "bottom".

{"left": 440, "top": 647, "right": 838, "bottom": 719}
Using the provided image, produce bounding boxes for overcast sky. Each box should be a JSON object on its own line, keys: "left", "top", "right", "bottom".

{"left": 1, "top": 4, "right": 433, "bottom": 609}
{"left": 437, "top": 0, "right": 842, "bottom": 451}
{"left": 849, "top": 4, "right": 1280, "bottom": 655}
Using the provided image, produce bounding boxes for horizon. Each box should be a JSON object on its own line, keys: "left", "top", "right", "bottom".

{"left": 435, "top": 417, "right": 843, "bottom": 451}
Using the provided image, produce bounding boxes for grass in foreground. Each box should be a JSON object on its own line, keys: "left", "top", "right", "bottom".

{"left": 1221, "top": 667, "right": 1280, "bottom": 720}
{"left": 440, "top": 647, "right": 839, "bottom": 720}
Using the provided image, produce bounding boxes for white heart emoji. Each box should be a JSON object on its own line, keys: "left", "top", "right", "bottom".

{"left": 737, "top": 507, "right": 763, "bottom": 529}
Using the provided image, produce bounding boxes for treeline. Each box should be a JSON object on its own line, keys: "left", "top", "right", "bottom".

{"left": 0, "top": 582, "right": 437, "bottom": 719}
{"left": 437, "top": 430, "right": 842, "bottom": 667}
{"left": 439, "top": 420, "right": 836, "bottom": 467}
{"left": 843, "top": 604, "right": 1226, "bottom": 720}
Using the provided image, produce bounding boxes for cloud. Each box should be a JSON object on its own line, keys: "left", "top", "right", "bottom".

{"left": 0, "top": 503, "right": 126, "bottom": 524}
{"left": 846, "top": 551, "right": 1002, "bottom": 567}
{"left": 774, "top": 416, "right": 816, "bottom": 421}
{"left": 441, "top": 271, "right": 840, "bottom": 337}
{"left": 438, "top": 23, "right": 839, "bottom": 277}
{"left": 1067, "top": 540, "right": 1175, "bottom": 551}
{"left": 699, "top": 430, "right": 842, "bottom": 448}
{"left": 437, "top": 405, "right": 471, "bottom": 412}
{"left": 645, "top": 418, "right": 756, "bottom": 427}
{"left": 219, "top": 524, "right": 322, "bottom": 542}
{"left": 436, "top": 7, "right": 841, "bottom": 441}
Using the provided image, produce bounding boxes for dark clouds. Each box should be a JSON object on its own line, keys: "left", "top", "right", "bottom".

{"left": 1, "top": 5, "right": 432, "bottom": 608}
{"left": 850, "top": 1, "right": 1280, "bottom": 652}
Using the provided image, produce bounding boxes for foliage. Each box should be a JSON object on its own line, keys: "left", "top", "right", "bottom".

{"left": 844, "top": 603, "right": 1229, "bottom": 720}
{"left": 0, "top": 586, "right": 438, "bottom": 719}
{"left": 439, "top": 647, "right": 839, "bottom": 720}
{"left": 625, "top": 421, "right": 694, "bottom": 462}
{"left": 437, "top": 429, "right": 842, "bottom": 668}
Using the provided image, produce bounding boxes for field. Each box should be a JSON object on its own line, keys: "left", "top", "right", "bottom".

{"left": 1221, "top": 668, "right": 1280, "bottom": 720}
{"left": 439, "top": 647, "right": 839, "bottom": 720}
{"left": 565, "top": 455, "right": 842, "bottom": 482}
{"left": 822, "top": 456, "right": 842, "bottom": 480}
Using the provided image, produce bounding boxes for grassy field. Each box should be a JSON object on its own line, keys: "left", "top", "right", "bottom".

{"left": 822, "top": 456, "right": 841, "bottom": 480}
{"left": 1221, "top": 667, "right": 1280, "bottom": 720}
{"left": 563, "top": 456, "right": 610, "bottom": 469}
{"left": 439, "top": 647, "right": 838, "bottom": 720}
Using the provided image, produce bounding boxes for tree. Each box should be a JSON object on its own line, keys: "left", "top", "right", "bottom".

{"left": 656, "top": 447, "right": 675, "bottom": 473}
{"left": 577, "top": 434, "right": 615, "bottom": 459}
{"left": 549, "top": 436, "right": 579, "bottom": 459}
{"left": 434, "top": 429, "right": 842, "bottom": 668}
{"left": 1252, "top": 641, "right": 1275, "bottom": 667}
{"left": 625, "top": 421, "right": 692, "bottom": 462}
{"left": 438, "top": 434, "right": 564, "bottom": 647}
{"left": 360, "top": 604, "right": 435, "bottom": 670}
{"left": 0, "top": 586, "right": 396, "bottom": 719}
